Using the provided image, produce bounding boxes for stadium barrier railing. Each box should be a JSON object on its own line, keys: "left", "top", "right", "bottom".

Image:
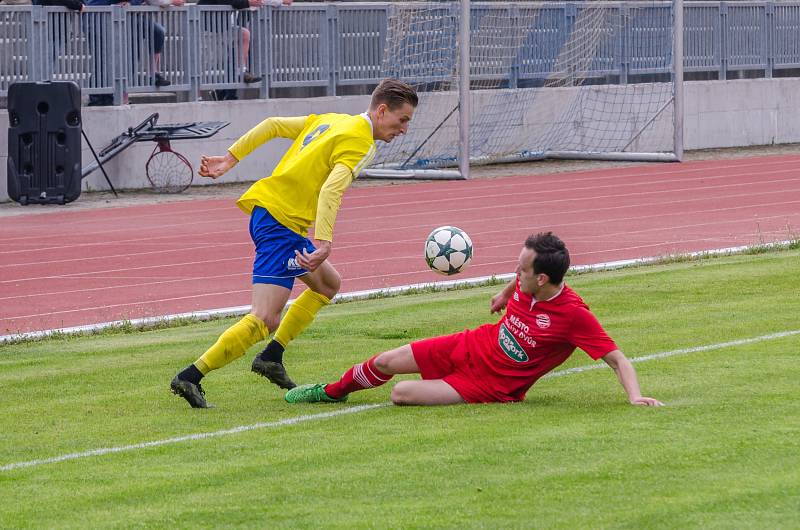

{"left": 1, "top": 1, "right": 800, "bottom": 104}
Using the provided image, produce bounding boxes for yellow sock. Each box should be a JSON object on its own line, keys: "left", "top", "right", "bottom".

{"left": 273, "top": 290, "right": 331, "bottom": 347}
{"left": 194, "top": 314, "right": 267, "bottom": 374}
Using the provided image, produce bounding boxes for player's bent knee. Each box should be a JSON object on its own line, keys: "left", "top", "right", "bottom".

{"left": 373, "top": 345, "right": 412, "bottom": 374}
{"left": 373, "top": 353, "right": 393, "bottom": 374}
{"left": 321, "top": 272, "right": 341, "bottom": 298}
{"left": 314, "top": 285, "right": 339, "bottom": 301}
{"left": 304, "top": 268, "right": 341, "bottom": 300}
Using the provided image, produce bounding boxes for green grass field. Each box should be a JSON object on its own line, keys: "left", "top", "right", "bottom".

{"left": 1, "top": 250, "right": 799, "bottom": 529}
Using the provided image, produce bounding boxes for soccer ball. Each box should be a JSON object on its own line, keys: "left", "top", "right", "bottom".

{"left": 424, "top": 226, "right": 473, "bottom": 275}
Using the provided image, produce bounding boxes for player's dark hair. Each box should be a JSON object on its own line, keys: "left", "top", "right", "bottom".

{"left": 370, "top": 79, "right": 418, "bottom": 110}
{"left": 525, "top": 232, "right": 570, "bottom": 284}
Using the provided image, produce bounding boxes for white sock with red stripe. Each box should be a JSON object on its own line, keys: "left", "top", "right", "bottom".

{"left": 324, "top": 355, "right": 392, "bottom": 399}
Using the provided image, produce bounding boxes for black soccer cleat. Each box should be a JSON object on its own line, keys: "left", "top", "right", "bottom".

{"left": 251, "top": 357, "right": 297, "bottom": 389}
{"left": 170, "top": 375, "right": 211, "bottom": 408}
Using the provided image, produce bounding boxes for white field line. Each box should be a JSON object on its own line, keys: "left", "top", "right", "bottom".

{"left": 2, "top": 328, "right": 799, "bottom": 473}
{"left": 0, "top": 404, "right": 388, "bottom": 472}
{"left": 1, "top": 239, "right": 795, "bottom": 345}
{"left": 543, "top": 329, "right": 800, "bottom": 379}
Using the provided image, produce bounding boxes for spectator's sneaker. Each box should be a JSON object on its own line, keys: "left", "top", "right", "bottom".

{"left": 285, "top": 383, "right": 347, "bottom": 404}
{"left": 154, "top": 73, "right": 171, "bottom": 87}
{"left": 251, "top": 357, "right": 297, "bottom": 389}
{"left": 87, "top": 94, "right": 113, "bottom": 107}
{"left": 213, "top": 89, "right": 238, "bottom": 101}
{"left": 243, "top": 72, "right": 262, "bottom": 84}
{"left": 170, "top": 375, "right": 211, "bottom": 408}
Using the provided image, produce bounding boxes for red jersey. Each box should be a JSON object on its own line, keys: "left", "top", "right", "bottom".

{"left": 463, "top": 282, "right": 617, "bottom": 401}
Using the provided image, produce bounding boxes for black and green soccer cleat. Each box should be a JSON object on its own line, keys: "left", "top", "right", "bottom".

{"left": 285, "top": 383, "right": 347, "bottom": 404}
{"left": 170, "top": 375, "right": 211, "bottom": 408}
{"left": 251, "top": 357, "right": 297, "bottom": 389}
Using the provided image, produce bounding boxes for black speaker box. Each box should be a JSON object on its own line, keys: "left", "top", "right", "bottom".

{"left": 7, "top": 81, "right": 82, "bottom": 205}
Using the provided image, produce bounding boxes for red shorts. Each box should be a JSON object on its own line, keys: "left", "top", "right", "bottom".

{"left": 411, "top": 330, "right": 512, "bottom": 403}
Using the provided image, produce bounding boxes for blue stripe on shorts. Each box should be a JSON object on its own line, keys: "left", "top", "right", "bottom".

{"left": 249, "top": 206, "right": 316, "bottom": 289}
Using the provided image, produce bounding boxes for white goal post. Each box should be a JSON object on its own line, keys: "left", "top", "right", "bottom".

{"left": 362, "top": 0, "right": 685, "bottom": 180}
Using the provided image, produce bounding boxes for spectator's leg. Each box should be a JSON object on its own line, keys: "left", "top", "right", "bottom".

{"left": 86, "top": 14, "right": 113, "bottom": 106}
{"left": 152, "top": 22, "right": 170, "bottom": 87}
{"left": 239, "top": 27, "right": 261, "bottom": 84}
{"left": 240, "top": 27, "right": 250, "bottom": 70}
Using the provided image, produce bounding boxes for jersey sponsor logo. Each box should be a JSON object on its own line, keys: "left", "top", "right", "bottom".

{"left": 498, "top": 323, "right": 529, "bottom": 363}
{"left": 536, "top": 314, "right": 551, "bottom": 329}
{"left": 286, "top": 257, "right": 301, "bottom": 270}
{"left": 301, "top": 124, "right": 330, "bottom": 150}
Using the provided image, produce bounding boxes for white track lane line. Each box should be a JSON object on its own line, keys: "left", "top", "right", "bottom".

{"left": 2, "top": 328, "right": 798, "bottom": 473}
{"left": 3, "top": 185, "right": 798, "bottom": 261}
{"left": 4, "top": 197, "right": 798, "bottom": 286}
{"left": 1, "top": 240, "right": 796, "bottom": 343}
{"left": 2, "top": 183, "right": 794, "bottom": 261}
{"left": 1, "top": 163, "right": 797, "bottom": 247}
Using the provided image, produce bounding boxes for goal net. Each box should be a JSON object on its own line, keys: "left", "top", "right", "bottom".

{"left": 364, "top": 0, "right": 683, "bottom": 179}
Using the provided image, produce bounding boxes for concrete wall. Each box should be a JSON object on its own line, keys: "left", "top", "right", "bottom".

{"left": 3, "top": 78, "right": 800, "bottom": 202}
{"left": 0, "top": 95, "right": 371, "bottom": 202}
{"left": 685, "top": 78, "right": 800, "bottom": 148}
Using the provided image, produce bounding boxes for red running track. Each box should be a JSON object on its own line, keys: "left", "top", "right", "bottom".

{"left": 2, "top": 154, "right": 799, "bottom": 335}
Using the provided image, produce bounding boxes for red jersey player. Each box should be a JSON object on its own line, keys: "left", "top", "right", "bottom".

{"left": 285, "top": 232, "right": 663, "bottom": 407}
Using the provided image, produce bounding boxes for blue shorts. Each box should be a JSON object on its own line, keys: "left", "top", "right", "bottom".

{"left": 249, "top": 207, "right": 316, "bottom": 289}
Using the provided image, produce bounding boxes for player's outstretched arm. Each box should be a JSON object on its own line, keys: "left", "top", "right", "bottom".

{"left": 199, "top": 152, "right": 238, "bottom": 179}
{"left": 601, "top": 349, "right": 664, "bottom": 406}
{"left": 228, "top": 116, "right": 308, "bottom": 162}
{"left": 490, "top": 279, "right": 517, "bottom": 313}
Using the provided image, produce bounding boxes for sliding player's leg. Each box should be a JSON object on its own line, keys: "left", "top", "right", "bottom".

{"left": 284, "top": 344, "right": 416, "bottom": 403}
{"left": 285, "top": 341, "right": 466, "bottom": 405}
{"left": 284, "top": 343, "right": 465, "bottom": 406}
{"left": 387, "top": 332, "right": 468, "bottom": 405}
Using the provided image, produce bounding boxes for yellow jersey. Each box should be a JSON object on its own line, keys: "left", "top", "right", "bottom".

{"left": 232, "top": 113, "right": 376, "bottom": 240}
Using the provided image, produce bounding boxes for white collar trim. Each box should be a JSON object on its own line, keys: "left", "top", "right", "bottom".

{"left": 530, "top": 283, "right": 565, "bottom": 310}
{"left": 360, "top": 112, "right": 373, "bottom": 134}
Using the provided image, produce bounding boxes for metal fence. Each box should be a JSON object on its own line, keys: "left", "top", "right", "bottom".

{"left": 2, "top": 1, "right": 800, "bottom": 103}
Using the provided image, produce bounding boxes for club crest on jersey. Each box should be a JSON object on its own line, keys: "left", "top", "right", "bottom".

{"left": 536, "top": 314, "right": 551, "bottom": 329}
{"left": 287, "top": 257, "right": 301, "bottom": 271}
{"left": 513, "top": 292, "right": 519, "bottom": 302}
{"left": 498, "top": 323, "right": 528, "bottom": 362}
{"left": 301, "top": 124, "right": 330, "bottom": 150}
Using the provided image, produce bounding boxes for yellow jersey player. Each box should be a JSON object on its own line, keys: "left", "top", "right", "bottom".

{"left": 171, "top": 79, "right": 418, "bottom": 408}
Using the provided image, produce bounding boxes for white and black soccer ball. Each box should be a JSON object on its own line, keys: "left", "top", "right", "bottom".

{"left": 424, "top": 226, "right": 473, "bottom": 275}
